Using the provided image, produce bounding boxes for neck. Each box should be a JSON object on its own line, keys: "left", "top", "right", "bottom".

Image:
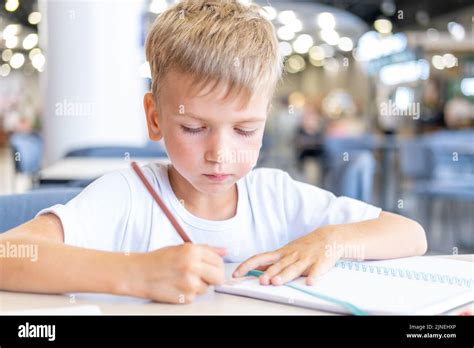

{"left": 167, "top": 165, "right": 238, "bottom": 220}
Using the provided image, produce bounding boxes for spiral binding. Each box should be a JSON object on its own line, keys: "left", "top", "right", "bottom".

{"left": 335, "top": 260, "right": 473, "bottom": 289}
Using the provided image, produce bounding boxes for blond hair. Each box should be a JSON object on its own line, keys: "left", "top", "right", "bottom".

{"left": 145, "top": 0, "right": 283, "bottom": 108}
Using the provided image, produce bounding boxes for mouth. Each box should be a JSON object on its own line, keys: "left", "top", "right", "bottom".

{"left": 203, "top": 173, "right": 231, "bottom": 182}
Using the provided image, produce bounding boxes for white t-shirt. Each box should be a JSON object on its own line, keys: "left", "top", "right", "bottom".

{"left": 37, "top": 163, "right": 381, "bottom": 262}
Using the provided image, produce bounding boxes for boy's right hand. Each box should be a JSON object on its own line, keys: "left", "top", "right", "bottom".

{"left": 128, "top": 243, "right": 226, "bottom": 304}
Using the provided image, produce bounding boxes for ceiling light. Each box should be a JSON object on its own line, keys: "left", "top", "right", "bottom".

{"left": 23, "top": 33, "right": 39, "bottom": 50}
{"left": 317, "top": 12, "right": 335, "bottom": 30}
{"left": 320, "top": 29, "right": 339, "bottom": 45}
{"left": 293, "top": 34, "right": 314, "bottom": 54}
{"left": 374, "top": 18, "right": 392, "bottom": 34}
{"left": 28, "top": 12, "right": 42, "bottom": 25}
{"left": 10, "top": 53, "right": 25, "bottom": 69}
{"left": 338, "top": 37, "right": 353, "bottom": 51}
{"left": 5, "top": 0, "right": 19, "bottom": 12}
{"left": 278, "top": 10, "right": 296, "bottom": 25}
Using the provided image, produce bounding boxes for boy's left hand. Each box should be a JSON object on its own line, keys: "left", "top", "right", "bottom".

{"left": 232, "top": 227, "right": 342, "bottom": 286}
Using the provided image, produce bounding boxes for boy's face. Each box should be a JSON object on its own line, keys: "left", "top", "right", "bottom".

{"left": 144, "top": 69, "right": 271, "bottom": 196}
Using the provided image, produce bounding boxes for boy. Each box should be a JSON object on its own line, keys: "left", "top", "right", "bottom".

{"left": 0, "top": 0, "right": 427, "bottom": 304}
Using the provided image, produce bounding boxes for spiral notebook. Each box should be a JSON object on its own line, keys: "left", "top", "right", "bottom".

{"left": 215, "top": 257, "right": 474, "bottom": 315}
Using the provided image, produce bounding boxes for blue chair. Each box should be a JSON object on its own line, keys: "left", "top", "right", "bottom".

{"left": 9, "top": 132, "right": 43, "bottom": 174}
{"left": 399, "top": 131, "right": 474, "bottom": 252}
{"left": 0, "top": 188, "right": 82, "bottom": 233}
{"left": 399, "top": 138, "right": 431, "bottom": 180}
{"left": 400, "top": 130, "right": 474, "bottom": 180}
{"left": 324, "top": 150, "right": 376, "bottom": 203}
{"left": 46, "top": 142, "right": 167, "bottom": 188}
{"left": 400, "top": 131, "right": 474, "bottom": 196}
{"left": 429, "top": 143, "right": 474, "bottom": 182}
{"left": 323, "top": 135, "right": 377, "bottom": 160}
{"left": 65, "top": 141, "right": 167, "bottom": 158}
{"left": 323, "top": 134, "right": 376, "bottom": 178}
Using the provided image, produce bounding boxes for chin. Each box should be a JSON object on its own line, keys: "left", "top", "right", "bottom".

{"left": 193, "top": 179, "right": 236, "bottom": 196}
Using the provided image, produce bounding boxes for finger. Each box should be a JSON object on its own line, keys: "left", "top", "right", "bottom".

{"left": 202, "top": 261, "right": 225, "bottom": 283}
{"left": 201, "top": 247, "right": 225, "bottom": 269}
{"left": 306, "top": 257, "right": 338, "bottom": 286}
{"left": 261, "top": 252, "right": 299, "bottom": 285}
{"left": 179, "top": 274, "right": 208, "bottom": 302}
{"left": 232, "top": 252, "right": 281, "bottom": 278}
{"left": 197, "top": 245, "right": 227, "bottom": 275}
{"left": 270, "top": 260, "right": 309, "bottom": 286}
{"left": 254, "top": 264, "right": 272, "bottom": 271}
{"left": 305, "top": 260, "right": 323, "bottom": 286}
{"left": 195, "top": 280, "right": 209, "bottom": 295}
{"left": 198, "top": 261, "right": 226, "bottom": 286}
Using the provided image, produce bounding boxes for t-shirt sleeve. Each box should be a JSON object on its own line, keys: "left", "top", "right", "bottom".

{"left": 276, "top": 170, "right": 382, "bottom": 241}
{"left": 35, "top": 171, "right": 132, "bottom": 251}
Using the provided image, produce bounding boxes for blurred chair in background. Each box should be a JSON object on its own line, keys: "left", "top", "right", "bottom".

{"left": 322, "top": 134, "right": 401, "bottom": 209}
{"left": 322, "top": 135, "right": 377, "bottom": 202}
{"left": 322, "top": 135, "right": 377, "bottom": 174}
{"left": 324, "top": 150, "right": 376, "bottom": 203}
{"left": 9, "top": 132, "right": 43, "bottom": 191}
{"left": 323, "top": 135, "right": 377, "bottom": 156}
{"left": 399, "top": 130, "right": 474, "bottom": 253}
{"left": 65, "top": 141, "right": 167, "bottom": 158}
{"left": 0, "top": 188, "right": 82, "bottom": 233}
{"left": 35, "top": 141, "right": 168, "bottom": 189}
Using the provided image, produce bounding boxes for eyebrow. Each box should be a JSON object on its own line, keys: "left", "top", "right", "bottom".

{"left": 176, "top": 112, "right": 266, "bottom": 123}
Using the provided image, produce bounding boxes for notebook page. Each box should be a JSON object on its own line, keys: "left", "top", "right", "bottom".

{"left": 216, "top": 257, "right": 474, "bottom": 314}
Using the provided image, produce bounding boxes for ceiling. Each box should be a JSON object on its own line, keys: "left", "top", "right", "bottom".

{"left": 269, "top": 0, "right": 474, "bottom": 29}
{"left": 1, "top": 0, "right": 473, "bottom": 31}
{"left": 1, "top": 0, "right": 473, "bottom": 53}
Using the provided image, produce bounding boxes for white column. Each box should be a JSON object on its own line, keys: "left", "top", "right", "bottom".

{"left": 39, "top": 0, "right": 148, "bottom": 164}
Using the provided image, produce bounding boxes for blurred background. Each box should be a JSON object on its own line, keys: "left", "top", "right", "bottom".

{"left": 0, "top": 0, "right": 473, "bottom": 254}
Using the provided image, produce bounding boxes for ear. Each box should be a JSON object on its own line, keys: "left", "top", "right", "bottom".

{"left": 144, "top": 92, "right": 163, "bottom": 141}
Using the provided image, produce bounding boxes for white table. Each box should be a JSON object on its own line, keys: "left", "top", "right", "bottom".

{"left": 0, "top": 255, "right": 472, "bottom": 315}
{"left": 39, "top": 157, "right": 170, "bottom": 183}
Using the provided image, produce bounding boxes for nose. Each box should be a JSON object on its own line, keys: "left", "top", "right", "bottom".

{"left": 205, "top": 129, "right": 228, "bottom": 164}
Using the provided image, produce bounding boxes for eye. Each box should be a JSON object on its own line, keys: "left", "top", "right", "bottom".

{"left": 235, "top": 128, "right": 256, "bottom": 137}
{"left": 180, "top": 125, "right": 204, "bottom": 134}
